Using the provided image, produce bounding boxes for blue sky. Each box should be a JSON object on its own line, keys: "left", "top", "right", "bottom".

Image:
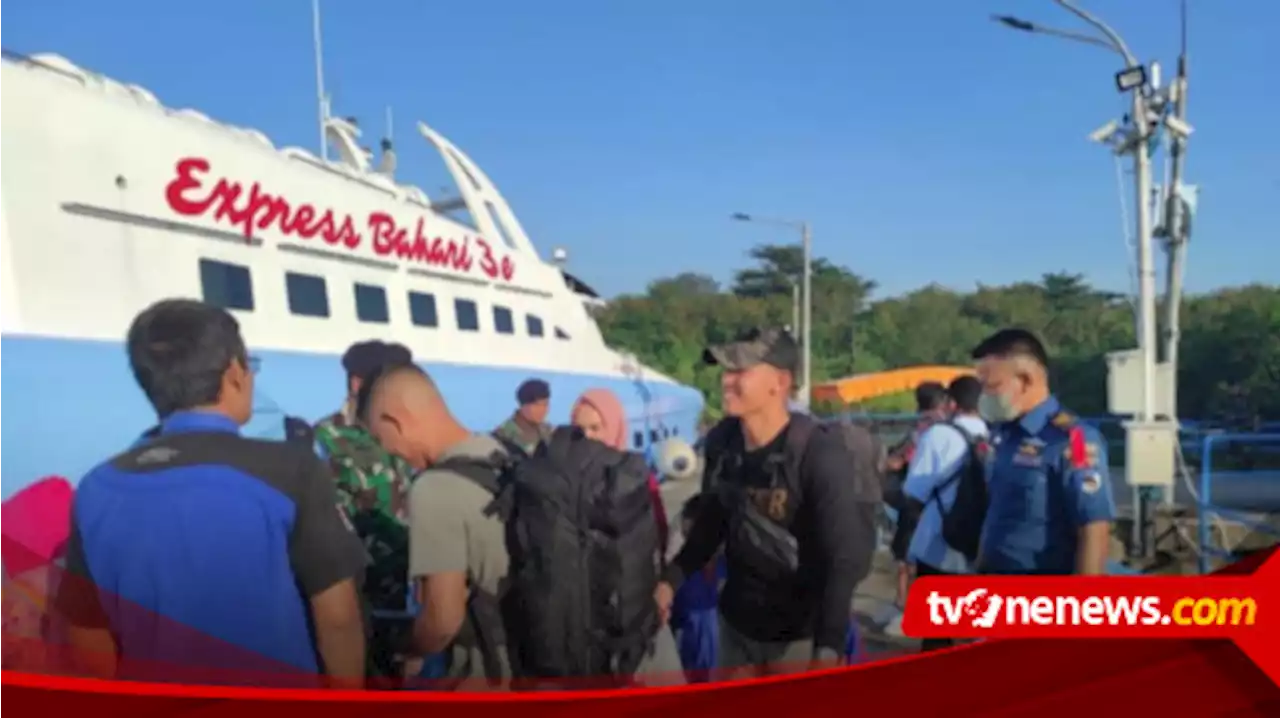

{"left": 6, "top": 0, "right": 1276, "bottom": 300}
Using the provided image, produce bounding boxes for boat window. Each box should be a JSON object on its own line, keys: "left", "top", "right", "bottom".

{"left": 455, "top": 299, "right": 480, "bottom": 332}
{"left": 526, "top": 314, "right": 545, "bottom": 337}
{"left": 286, "top": 272, "right": 329, "bottom": 318}
{"left": 493, "top": 306, "right": 514, "bottom": 335}
{"left": 633, "top": 431, "right": 644, "bottom": 450}
{"left": 354, "top": 283, "right": 389, "bottom": 324}
{"left": 485, "top": 201, "right": 519, "bottom": 250}
{"left": 555, "top": 327, "right": 570, "bottom": 340}
{"left": 408, "top": 291, "right": 439, "bottom": 327}
{"left": 199, "top": 259, "right": 254, "bottom": 311}
{"left": 649, "top": 429, "right": 660, "bottom": 443}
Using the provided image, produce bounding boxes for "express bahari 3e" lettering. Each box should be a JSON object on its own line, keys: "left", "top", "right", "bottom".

{"left": 164, "top": 157, "right": 516, "bottom": 282}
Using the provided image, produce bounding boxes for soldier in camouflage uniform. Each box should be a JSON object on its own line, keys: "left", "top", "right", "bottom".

{"left": 493, "top": 378, "right": 554, "bottom": 454}
{"left": 315, "top": 341, "right": 417, "bottom": 680}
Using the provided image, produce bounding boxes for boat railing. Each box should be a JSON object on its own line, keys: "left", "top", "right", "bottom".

{"left": 1197, "top": 432, "right": 1280, "bottom": 574}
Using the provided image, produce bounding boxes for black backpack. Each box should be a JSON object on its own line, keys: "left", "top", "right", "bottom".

{"left": 440, "top": 426, "right": 660, "bottom": 686}
{"left": 928, "top": 421, "right": 991, "bottom": 562}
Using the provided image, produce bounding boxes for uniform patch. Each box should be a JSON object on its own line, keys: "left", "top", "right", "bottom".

{"left": 1052, "top": 411, "right": 1076, "bottom": 429}
{"left": 1079, "top": 470, "right": 1104, "bottom": 494}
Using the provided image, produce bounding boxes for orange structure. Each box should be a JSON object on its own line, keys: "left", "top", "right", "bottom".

{"left": 811, "top": 365, "right": 976, "bottom": 406}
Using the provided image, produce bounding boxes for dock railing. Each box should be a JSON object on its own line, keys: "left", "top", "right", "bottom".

{"left": 1197, "top": 432, "right": 1280, "bottom": 574}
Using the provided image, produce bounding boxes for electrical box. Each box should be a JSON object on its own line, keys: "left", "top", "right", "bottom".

{"left": 1123, "top": 421, "right": 1178, "bottom": 489}
{"left": 1106, "top": 349, "right": 1175, "bottom": 417}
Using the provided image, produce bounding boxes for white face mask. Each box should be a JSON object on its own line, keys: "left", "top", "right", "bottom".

{"left": 978, "top": 391, "right": 1019, "bottom": 423}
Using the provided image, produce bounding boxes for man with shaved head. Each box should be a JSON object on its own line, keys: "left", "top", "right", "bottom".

{"left": 360, "top": 365, "right": 500, "bottom": 684}
{"left": 362, "top": 364, "right": 684, "bottom": 688}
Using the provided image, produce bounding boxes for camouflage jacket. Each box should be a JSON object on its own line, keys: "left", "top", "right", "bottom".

{"left": 315, "top": 408, "right": 415, "bottom": 524}
{"left": 493, "top": 414, "right": 553, "bottom": 455}
{"left": 314, "top": 406, "right": 417, "bottom": 612}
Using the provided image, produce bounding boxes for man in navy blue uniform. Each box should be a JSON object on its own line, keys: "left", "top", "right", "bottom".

{"left": 53, "top": 299, "right": 368, "bottom": 686}
{"left": 971, "top": 328, "right": 1115, "bottom": 575}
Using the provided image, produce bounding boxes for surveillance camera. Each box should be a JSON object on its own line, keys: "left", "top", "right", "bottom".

{"left": 551, "top": 246, "right": 568, "bottom": 263}
{"left": 1089, "top": 120, "right": 1120, "bottom": 144}
{"left": 1163, "top": 114, "right": 1194, "bottom": 139}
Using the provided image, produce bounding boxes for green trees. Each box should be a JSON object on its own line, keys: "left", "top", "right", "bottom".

{"left": 593, "top": 244, "right": 1280, "bottom": 422}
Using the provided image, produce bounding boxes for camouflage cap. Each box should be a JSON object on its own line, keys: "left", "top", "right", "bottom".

{"left": 703, "top": 327, "right": 800, "bottom": 374}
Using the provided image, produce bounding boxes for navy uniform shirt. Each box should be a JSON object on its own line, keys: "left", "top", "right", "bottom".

{"left": 978, "top": 396, "right": 1115, "bottom": 575}
{"left": 54, "top": 411, "right": 368, "bottom": 680}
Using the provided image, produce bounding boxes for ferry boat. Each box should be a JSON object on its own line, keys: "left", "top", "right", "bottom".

{"left": 0, "top": 50, "right": 704, "bottom": 500}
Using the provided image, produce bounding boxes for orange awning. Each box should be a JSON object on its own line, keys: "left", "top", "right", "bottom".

{"left": 811, "top": 365, "right": 975, "bottom": 405}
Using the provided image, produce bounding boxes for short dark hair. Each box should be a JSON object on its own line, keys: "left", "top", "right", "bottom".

{"left": 970, "top": 328, "right": 1050, "bottom": 368}
{"left": 947, "top": 375, "right": 982, "bottom": 413}
{"left": 915, "top": 381, "right": 948, "bottom": 412}
{"left": 126, "top": 299, "right": 247, "bottom": 418}
{"left": 342, "top": 341, "right": 412, "bottom": 380}
{"left": 354, "top": 359, "right": 422, "bottom": 423}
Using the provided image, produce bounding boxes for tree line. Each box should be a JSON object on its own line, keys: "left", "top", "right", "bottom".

{"left": 595, "top": 244, "right": 1280, "bottom": 424}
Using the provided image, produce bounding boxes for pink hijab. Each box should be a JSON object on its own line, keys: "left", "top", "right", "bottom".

{"left": 571, "top": 388, "right": 629, "bottom": 450}
{"left": 3, "top": 476, "right": 74, "bottom": 578}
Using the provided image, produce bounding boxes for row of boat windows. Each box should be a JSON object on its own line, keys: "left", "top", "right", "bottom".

{"left": 632, "top": 424, "right": 680, "bottom": 451}
{"left": 199, "top": 259, "right": 571, "bottom": 339}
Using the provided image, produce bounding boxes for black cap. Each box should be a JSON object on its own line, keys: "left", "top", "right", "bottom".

{"left": 703, "top": 327, "right": 800, "bottom": 375}
{"left": 516, "top": 378, "right": 550, "bottom": 405}
{"left": 342, "top": 341, "right": 412, "bottom": 378}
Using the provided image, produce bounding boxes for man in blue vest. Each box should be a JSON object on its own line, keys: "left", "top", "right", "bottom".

{"left": 54, "top": 299, "right": 368, "bottom": 686}
{"left": 971, "top": 328, "right": 1115, "bottom": 575}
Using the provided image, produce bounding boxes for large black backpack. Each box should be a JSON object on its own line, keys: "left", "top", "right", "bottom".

{"left": 928, "top": 421, "right": 991, "bottom": 562}
{"left": 440, "top": 426, "right": 660, "bottom": 686}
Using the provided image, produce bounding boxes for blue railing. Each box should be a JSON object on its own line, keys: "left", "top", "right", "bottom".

{"left": 1197, "top": 432, "right": 1280, "bottom": 574}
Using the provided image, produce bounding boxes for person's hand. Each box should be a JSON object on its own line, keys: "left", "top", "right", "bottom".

{"left": 654, "top": 581, "right": 675, "bottom": 626}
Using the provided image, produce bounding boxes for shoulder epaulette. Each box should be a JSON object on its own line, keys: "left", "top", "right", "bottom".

{"left": 1051, "top": 411, "right": 1077, "bottom": 429}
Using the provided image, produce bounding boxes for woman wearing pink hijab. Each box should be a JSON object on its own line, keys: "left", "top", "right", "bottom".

{"left": 570, "top": 389, "right": 670, "bottom": 556}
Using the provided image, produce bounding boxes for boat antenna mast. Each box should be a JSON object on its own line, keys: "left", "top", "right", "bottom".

{"left": 312, "top": 0, "right": 331, "bottom": 161}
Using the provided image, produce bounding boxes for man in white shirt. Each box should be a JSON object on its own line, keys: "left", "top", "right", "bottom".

{"left": 902, "top": 375, "right": 989, "bottom": 652}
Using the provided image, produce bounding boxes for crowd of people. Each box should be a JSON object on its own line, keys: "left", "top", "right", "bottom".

{"left": 34, "top": 297, "right": 1115, "bottom": 690}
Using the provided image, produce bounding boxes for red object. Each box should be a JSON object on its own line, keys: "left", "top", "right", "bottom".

{"left": 1067, "top": 426, "right": 1089, "bottom": 470}
{"left": 2, "top": 477, "right": 74, "bottom": 577}
{"left": 1, "top": 551, "right": 1276, "bottom": 712}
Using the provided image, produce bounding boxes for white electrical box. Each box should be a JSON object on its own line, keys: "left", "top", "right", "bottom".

{"left": 1123, "top": 421, "right": 1178, "bottom": 489}
{"left": 1106, "top": 349, "right": 1175, "bottom": 417}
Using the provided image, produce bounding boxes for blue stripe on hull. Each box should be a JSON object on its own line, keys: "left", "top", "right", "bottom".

{"left": 0, "top": 336, "right": 704, "bottom": 499}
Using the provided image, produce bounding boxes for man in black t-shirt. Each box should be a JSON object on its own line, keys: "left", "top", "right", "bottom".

{"left": 654, "top": 328, "right": 877, "bottom": 678}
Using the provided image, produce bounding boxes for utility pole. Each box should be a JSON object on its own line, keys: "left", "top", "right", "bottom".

{"left": 994, "top": 0, "right": 1192, "bottom": 563}
{"left": 801, "top": 221, "right": 813, "bottom": 406}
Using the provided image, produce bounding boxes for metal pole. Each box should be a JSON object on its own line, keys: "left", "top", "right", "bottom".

{"left": 312, "top": 0, "right": 329, "bottom": 161}
{"left": 801, "top": 222, "right": 813, "bottom": 408}
{"left": 791, "top": 282, "right": 800, "bottom": 340}
{"left": 1133, "top": 89, "right": 1157, "bottom": 427}
{"left": 1162, "top": 3, "right": 1190, "bottom": 423}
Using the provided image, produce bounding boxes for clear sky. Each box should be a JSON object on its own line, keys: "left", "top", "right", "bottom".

{"left": 6, "top": 0, "right": 1276, "bottom": 300}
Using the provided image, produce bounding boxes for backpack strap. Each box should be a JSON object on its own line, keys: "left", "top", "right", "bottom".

{"left": 699, "top": 418, "right": 742, "bottom": 494}
{"left": 778, "top": 412, "right": 819, "bottom": 491}
{"left": 435, "top": 443, "right": 523, "bottom": 520}
{"left": 925, "top": 421, "right": 984, "bottom": 506}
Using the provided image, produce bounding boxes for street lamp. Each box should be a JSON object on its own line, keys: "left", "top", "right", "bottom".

{"left": 993, "top": 2, "right": 1156, "bottom": 430}
{"left": 994, "top": 0, "right": 1189, "bottom": 560}
{"left": 731, "top": 212, "right": 813, "bottom": 407}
